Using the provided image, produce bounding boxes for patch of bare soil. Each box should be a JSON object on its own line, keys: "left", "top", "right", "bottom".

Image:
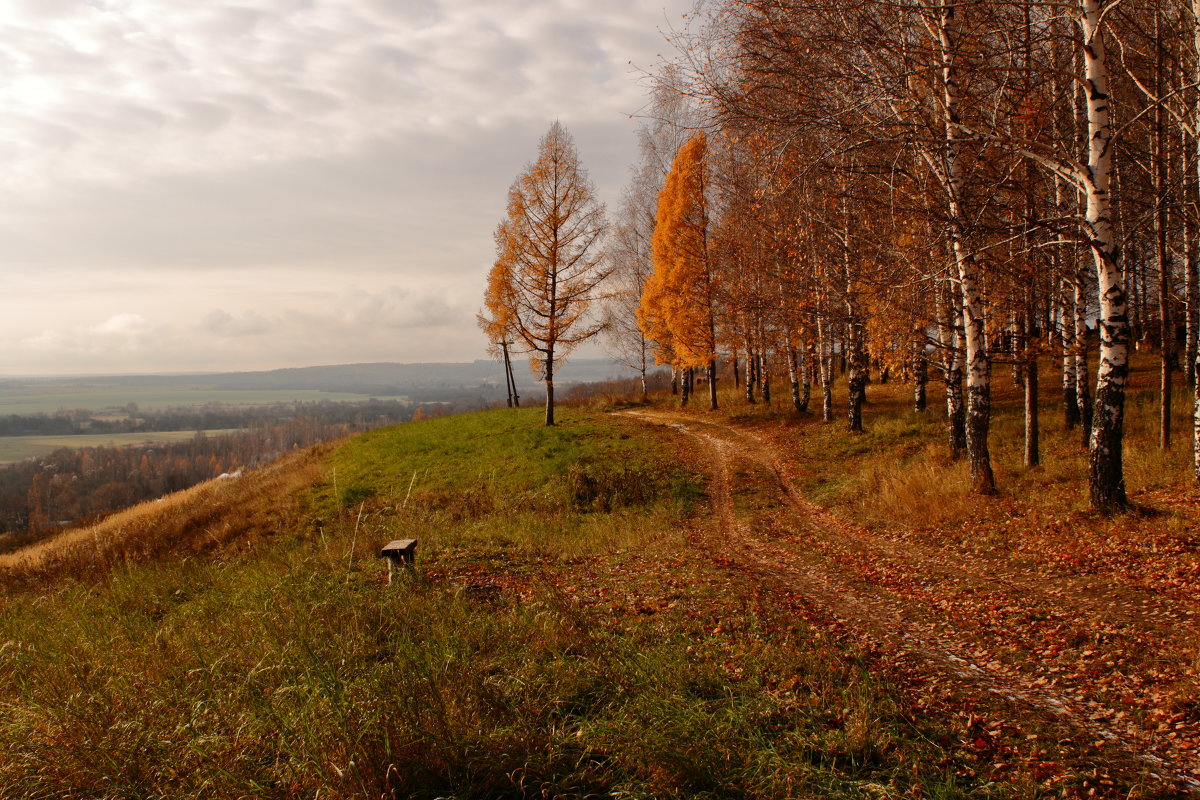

{"left": 621, "top": 408, "right": 1200, "bottom": 798}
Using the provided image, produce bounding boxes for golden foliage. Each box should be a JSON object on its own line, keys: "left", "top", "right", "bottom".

{"left": 487, "top": 123, "right": 609, "bottom": 382}
{"left": 638, "top": 133, "right": 718, "bottom": 369}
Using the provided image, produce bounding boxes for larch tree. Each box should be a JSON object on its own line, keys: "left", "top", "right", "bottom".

{"left": 477, "top": 255, "right": 521, "bottom": 408}
{"left": 604, "top": 73, "right": 698, "bottom": 401}
{"left": 492, "top": 122, "right": 609, "bottom": 426}
{"left": 641, "top": 132, "right": 721, "bottom": 410}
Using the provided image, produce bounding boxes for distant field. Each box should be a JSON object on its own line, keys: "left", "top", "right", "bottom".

{"left": 0, "top": 389, "right": 405, "bottom": 416}
{"left": 0, "top": 430, "right": 239, "bottom": 464}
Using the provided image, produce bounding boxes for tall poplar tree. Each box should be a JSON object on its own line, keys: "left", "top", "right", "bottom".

{"left": 492, "top": 122, "right": 609, "bottom": 426}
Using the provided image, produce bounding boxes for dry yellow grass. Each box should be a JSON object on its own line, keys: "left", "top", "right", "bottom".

{"left": 0, "top": 444, "right": 330, "bottom": 582}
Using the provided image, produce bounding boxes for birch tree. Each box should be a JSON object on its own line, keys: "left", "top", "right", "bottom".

{"left": 605, "top": 163, "right": 658, "bottom": 401}
{"left": 1080, "top": 0, "right": 1131, "bottom": 511}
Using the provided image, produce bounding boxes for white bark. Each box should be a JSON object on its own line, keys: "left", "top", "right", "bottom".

{"left": 1194, "top": 0, "right": 1200, "bottom": 485}
{"left": 817, "top": 309, "right": 833, "bottom": 423}
{"left": 939, "top": 279, "right": 967, "bottom": 456}
{"left": 1060, "top": 282, "right": 1079, "bottom": 429}
{"left": 1082, "top": 0, "right": 1129, "bottom": 511}
{"left": 937, "top": 0, "right": 994, "bottom": 492}
{"left": 1075, "top": 266, "right": 1093, "bottom": 446}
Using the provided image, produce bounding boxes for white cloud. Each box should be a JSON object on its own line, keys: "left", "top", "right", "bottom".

{"left": 199, "top": 309, "right": 273, "bottom": 338}
{"left": 21, "top": 313, "right": 160, "bottom": 355}
{"left": 278, "top": 285, "right": 461, "bottom": 334}
{"left": 93, "top": 312, "right": 149, "bottom": 335}
{"left": 0, "top": 0, "right": 695, "bottom": 374}
{"left": 0, "top": 0, "right": 686, "bottom": 196}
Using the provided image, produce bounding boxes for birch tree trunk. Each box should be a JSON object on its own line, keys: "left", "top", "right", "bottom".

{"left": 1154, "top": 6, "right": 1171, "bottom": 452}
{"left": 940, "top": 280, "right": 968, "bottom": 458}
{"left": 1185, "top": 198, "right": 1197, "bottom": 389}
{"left": 913, "top": 327, "right": 928, "bottom": 413}
{"left": 818, "top": 310, "right": 833, "bottom": 423}
{"left": 846, "top": 313, "right": 867, "bottom": 432}
{"left": 1193, "top": 0, "right": 1200, "bottom": 484}
{"left": 787, "top": 343, "right": 804, "bottom": 413}
{"left": 839, "top": 201, "right": 866, "bottom": 433}
{"left": 1196, "top": 343, "right": 1200, "bottom": 487}
{"left": 745, "top": 334, "right": 757, "bottom": 404}
{"left": 759, "top": 351, "right": 772, "bottom": 405}
{"left": 1075, "top": 266, "right": 1093, "bottom": 447}
{"left": 800, "top": 339, "right": 812, "bottom": 411}
{"left": 937, "top": 0, "right": 994, "bottom": 492}
{"left": 1055, "top": 162, "right": 1079, "bottom": 430}
{"left": 1024, "top": 308, "right": 1040, "bottom": 469}
{"left": 1082, "top": 0, "right": 1130, "bottom": 511}
{"left": 1061, "top": 284, "right": 1079, "bottom": 429}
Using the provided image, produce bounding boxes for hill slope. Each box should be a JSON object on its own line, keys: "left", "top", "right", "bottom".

{"left": 0, "top": 404, "right": 1178, "bottom": 798}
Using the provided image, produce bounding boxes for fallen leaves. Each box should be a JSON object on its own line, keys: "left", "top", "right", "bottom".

{"left": 629, "top": 409, "right": 1200, "bottom": 797}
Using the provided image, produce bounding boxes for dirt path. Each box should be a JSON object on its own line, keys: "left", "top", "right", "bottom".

{"left": 621, "top": 408, "right": 1200, "bottom": 797}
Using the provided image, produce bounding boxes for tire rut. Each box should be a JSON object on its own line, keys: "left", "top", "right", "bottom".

{"left": 620, "top": 408, "right": 1200, "bottom": 796}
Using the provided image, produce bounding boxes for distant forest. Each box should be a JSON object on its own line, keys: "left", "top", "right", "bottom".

{"left": 0, "top": 359, "right": 643, "bottom": 553}
{"left": 0, "top": 399, "right": 432, "bottom": 552}
{"left": 0, "top": 398, "right": 413, "bottom": 437}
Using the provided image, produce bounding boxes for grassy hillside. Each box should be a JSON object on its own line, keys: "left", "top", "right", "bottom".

{"left": 0, "top": 407, "right": 1010, "bottom": 799}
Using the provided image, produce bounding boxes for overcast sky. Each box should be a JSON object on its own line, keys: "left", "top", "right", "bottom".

{"left": 0, "top": 0, "right": 694, "bottom": 375}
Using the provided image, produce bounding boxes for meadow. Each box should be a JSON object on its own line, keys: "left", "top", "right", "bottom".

{"left": 0, "top": 430, "right": 241, "bottom": 464}
{"left": 0, "top": 407, "right": 1012, "bottom": 799}
{"left": 0, "top": 351, "right": 1194, "bottom": 798}
{"left": 0, "top": 387, "right": 404, "bottom": 415}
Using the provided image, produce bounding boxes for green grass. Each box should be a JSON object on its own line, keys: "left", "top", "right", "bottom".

{"left": 325, "top": 406, "right": 700, "bottom": 512}
{"left": 0, "top": 407, "right": 1005, "bottom": 799}
{"left": 0, "top": 429, "right": 241, "bottom": 463}
{"left": 0, "top": 388, "right": 405, "bottom": 415}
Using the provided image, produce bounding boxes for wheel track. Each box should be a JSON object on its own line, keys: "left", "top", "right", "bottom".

{"left": 621, "top": 408, "right": 1200, "bottom": 796}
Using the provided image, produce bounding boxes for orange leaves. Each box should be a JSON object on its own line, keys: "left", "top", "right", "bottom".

{"left": 484, "top": 122, "right": 609, "bottom": 384}
{"left": 638, "top": 133, "right": 718, "bottom": 369}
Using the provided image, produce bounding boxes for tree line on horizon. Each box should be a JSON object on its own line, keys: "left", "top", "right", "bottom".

{"left": 480, "top": 0, "right": 1200, "bottom": 514}
{"left": 0, "top": 401, "right": 424, "bottom": 550}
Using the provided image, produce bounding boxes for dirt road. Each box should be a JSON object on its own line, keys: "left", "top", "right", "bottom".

{"left": 622, "top": 408, "right": 1200, "bottom": 797}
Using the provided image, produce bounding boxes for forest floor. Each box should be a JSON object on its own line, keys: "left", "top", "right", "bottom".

{"left": 616, "top": 386, "right": 1200, "bottom": 797}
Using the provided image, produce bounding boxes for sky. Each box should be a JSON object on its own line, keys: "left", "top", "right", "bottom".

{"left": 0, "top": 0, "right": 695, "bottom": 375}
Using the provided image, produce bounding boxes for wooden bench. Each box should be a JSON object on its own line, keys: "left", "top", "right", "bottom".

{"left": 379, "top": 539, "right": 418, "bottom": 584}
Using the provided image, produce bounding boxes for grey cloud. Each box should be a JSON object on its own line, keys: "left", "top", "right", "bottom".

{"left": 7, "top": 0, "right": 83, "bottom": 20}
{"left": 200, "top": 309, "right": 273, "bottom": 338}
{"left": 280, "top": 286, "right": 462, "bottom": 337}
{"left": 21, "top": 313, "right": 162, "bottom": 355}
{"left": 0, "top": 0, "right": 695, "bottom": 374}
{"left": 0, "top": 0, "right": 689, "bottom": 195}
{"left": 362, "top": 0, "right": 442, "bottom": 28}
